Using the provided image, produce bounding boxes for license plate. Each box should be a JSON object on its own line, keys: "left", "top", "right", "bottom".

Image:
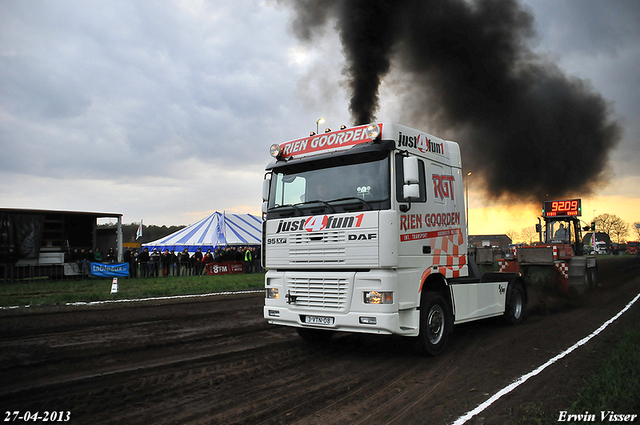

{"left": 304, "top": 315, "right": 334, "bottom": 325}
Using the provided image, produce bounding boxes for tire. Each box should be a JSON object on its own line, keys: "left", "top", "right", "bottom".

{"left": 589, "top": 268, "right": 598, "bottom": 289}
{"left": 503, "top": 280, "right": 525, "bottom": 325}
{"left": 415, "top": 291, "right": 451, "bottom": 356}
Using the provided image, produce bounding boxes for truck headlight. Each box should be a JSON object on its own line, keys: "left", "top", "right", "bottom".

{"left": 363, "top": 291, "right": 393, "bottom": 304}
{"left": 366, "top": 123, "right": 381, "bottom": 140}
{"left": 266, "top": 288, "right": 279, "bottom": 299}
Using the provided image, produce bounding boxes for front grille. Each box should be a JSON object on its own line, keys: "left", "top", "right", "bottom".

{"left": 287, "top": 276, "right": 349, "bottom": 310}
{"left": 288, "top": 230, "right": 346, "bottom": 264}
{"left": 289, "top": 231, "right": 345, "bottom": 244}
{"left": 288, "top": 247, "right": 346, "bottom": 263}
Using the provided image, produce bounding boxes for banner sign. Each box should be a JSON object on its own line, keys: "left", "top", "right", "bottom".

{"left": 91, "top": 262, "right": 129, "bottom": 277}
{"left": 206, "top": 261, "right": 244, "bottom": 275}
{"left": 277, "top": 124, "right": 380, "bottom": 159}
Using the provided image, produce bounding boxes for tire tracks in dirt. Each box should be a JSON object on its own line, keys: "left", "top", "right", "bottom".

{"left": 1, "top": 258, "right": 638, "bottom": 424}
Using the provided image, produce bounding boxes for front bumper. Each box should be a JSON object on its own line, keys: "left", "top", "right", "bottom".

{"left": 264, "top": 268, "right": 420, "bottom": 336}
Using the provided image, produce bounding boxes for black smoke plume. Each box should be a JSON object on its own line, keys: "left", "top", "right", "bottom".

{"left": 282, "top": 0, "right": 622, "bottom": 201}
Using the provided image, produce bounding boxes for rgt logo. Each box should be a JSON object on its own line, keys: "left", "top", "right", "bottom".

{"left": 433, "top": 174, "right": 455, "bottom": 201}
{"left": 275, "top": 214, "right": 365, "bottom": 233}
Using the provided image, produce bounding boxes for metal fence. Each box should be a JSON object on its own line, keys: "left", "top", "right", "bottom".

{"left": 1, "top": 259, "right": 263, "bottom": 284}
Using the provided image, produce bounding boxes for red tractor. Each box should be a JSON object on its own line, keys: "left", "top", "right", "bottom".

{"left": 499, "top": 199, "right": 597, "bottom": 297}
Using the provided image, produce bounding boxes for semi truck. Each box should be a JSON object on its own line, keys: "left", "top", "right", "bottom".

{"left": 261, "top": 122, "right": 525, "bottom": 355}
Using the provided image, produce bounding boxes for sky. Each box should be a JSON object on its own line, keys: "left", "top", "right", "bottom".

{"left": 1, "top": 0, "right": 639, "bottom": 237}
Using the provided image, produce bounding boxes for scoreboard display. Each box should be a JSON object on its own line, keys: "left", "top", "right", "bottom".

{"left": 543, "top": 199, "right": 582, "bottom": 217}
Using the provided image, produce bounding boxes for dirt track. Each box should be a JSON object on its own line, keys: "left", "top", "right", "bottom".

{"left": 1, "top": 257, "right": 639, "bottom": 424}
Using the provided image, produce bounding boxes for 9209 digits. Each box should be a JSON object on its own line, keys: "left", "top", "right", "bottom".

{"left": 4, "top": 411, "right": 71, "bottom": 422}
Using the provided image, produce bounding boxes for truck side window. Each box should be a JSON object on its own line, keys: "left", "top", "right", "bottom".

{"left": 395, "top": 154, "right": 426, "bottom": 203}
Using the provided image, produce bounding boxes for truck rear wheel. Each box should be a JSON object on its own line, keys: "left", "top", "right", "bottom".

{"left": 416, "top": 291, "right": 451, "bottom": 356}
{"left": 504, "top": 280, "right": 525, "bottom": 325}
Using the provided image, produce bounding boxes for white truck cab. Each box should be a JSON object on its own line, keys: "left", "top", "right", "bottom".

{"left": 262, "top": 122, "right": 525, "bottom": 355}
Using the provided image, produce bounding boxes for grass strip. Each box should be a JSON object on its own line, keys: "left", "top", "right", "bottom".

{"left": 0, "top": 273, "right": 265, "bottom": 307}
{"left": 513, "top": 327, "right": 640, "bottom": 424}
{"left": 569, "top": 326, "right": 640, "bottom": 415}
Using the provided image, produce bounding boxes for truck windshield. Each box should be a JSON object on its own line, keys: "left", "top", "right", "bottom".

{"left": 268, "top": 153, "right": 390, "bottom": 217}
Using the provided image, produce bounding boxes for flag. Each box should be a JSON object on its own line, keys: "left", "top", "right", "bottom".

{"left": 219, "top": 211, "right": 226, "bottom": 245}
{"left": 213, "top": 212, "right": 226, "bottom": 247}
{"left": 136, "top": 220, "right": 143, "bottom": 240}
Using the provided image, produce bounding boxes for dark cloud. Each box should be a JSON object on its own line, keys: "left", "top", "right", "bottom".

{"left": 0, "top": 0, "right": 300, "bottom": 180}
{"left": 0, "top": 55, "right": 93, "bottom": 120}
{"left": 526, "top": 0, "right": 640, "bottom": 57}
{"left": 283, "top": 0, "right": 623, "bottom": 201}
{"left": 0, "top": 0, "right": 635, "bottom": 224}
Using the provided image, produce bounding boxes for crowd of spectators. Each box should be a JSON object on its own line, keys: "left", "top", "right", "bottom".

{"left": 68, "top": 247, "right": 119, "bottom": 276}
{"left": 124, "top": 246, "right": 261, "bottom": 278}
{"left": 2, "top": 245, "right": 261, "bottom": 281}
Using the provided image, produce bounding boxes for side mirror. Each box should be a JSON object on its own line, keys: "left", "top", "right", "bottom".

{"left": 535, "top": 224, "right": 542, "bottom": 233}
{"left": 262, "top": 177, "right": 271, "bottom": 202}
{"left": 403, "top": 156, "right": 419, "bottom": 184}
{"left": 403, "top": 156, "right": 420, "bottom": 200}
{"left": 401, "top": 156, "right": 420, "bottom": 211}
{"left": 403, "top": 184, "right": 420, "bottom": 200}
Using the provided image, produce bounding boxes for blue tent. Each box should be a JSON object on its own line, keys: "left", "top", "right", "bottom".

{"left": 142, "top": 212, "right": 261, "bottom": 253}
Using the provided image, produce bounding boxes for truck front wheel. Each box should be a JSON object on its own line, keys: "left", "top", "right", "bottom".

{"left": 416, "top": 291, "right": 451, "bottom": 356}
